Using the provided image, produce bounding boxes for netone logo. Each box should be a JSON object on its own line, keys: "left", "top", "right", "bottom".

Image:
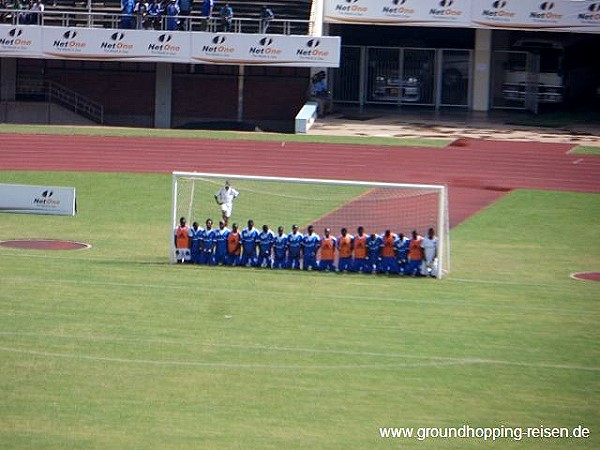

{"left": 296, "top": 39, "right": 329, "bottom": 58}
{"left": 335, "top": 0, "right": 367, "bottom": 14}
{"left": 33, "top": 190, "right": 60, "bottom": 207}
{"left": 430, "top": 0, "right": 463, "bottom": 17}
{"left": 578, "top": 2, "right": 600, "bottom": 20}
{"left": 0, "top": 28, "right": 32, "bottom": 47}
{"left": 148, "top": 34, "right": 180, "bottom": 52}
{"left": 482, "top": 0, "right": 515, "bottom": 18}
{"left": 100, "top": 32, "right": 133, "bottom": 50}
{"left": 201, "top": 35, "right": 234, "bottom": 53}
{"left": 249, "top": 37, "right": 282, "bottom": 56}
{"left": 53, "top": 30, "right": 86, "bottom": 49}
{"left": 383, "top": 0, "right": 414, "bottom": 15}
{"left": 529, "top": 1, "right": 562, "bottom": 20}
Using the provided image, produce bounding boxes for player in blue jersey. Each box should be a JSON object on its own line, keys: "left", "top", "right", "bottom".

{"left": 366, "top": 232, "right": 382, "bottom": 273}
{"left": 189, "top": 221, "right": 203, "bottom": 264}
{"left": 302, "top": 224, "right": 320, "bottom": 270}
{"left": 199, "top": 218, "right": 216, "bottom": 265}
{"left": 213, "top": 220, "right": 230, "bottom": 265}
{"left": 395, "top": 232, "right": 410, "bottom": 274}
{"left": 257, "top": 224, "right": 275, "bottom": 268}
{"left": 272, "top": 226, "right": 288, "bottom": 269}
{"left": 240, "top": 219, "right": 259, "bottom": 267}
{"left": 287, "top": 224, "right": 303, "bottom": 270}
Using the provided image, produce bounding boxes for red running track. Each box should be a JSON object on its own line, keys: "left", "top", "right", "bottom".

{"left": 1, "top": 134, "right": 599, "bottom": 227}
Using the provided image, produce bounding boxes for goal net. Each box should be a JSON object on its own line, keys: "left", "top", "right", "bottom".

{"left": 171, "top": 172, "right": 450, "bottom": 278}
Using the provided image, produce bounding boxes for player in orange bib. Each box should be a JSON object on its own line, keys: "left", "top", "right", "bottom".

{"left": 406, "top": 229, "right": 424, "bottom": 276}
{"left": 174, "top": 216, "right": 191, "bottom": 263}
{"left": 318, "top": 228, "right": 337, "bottom": 272}
{"left": 226, "top": 222, "right": 241, "bottom": 266}
{"left": 337, "top": 227, "right": 354, "bottom": 272}
{"left": 379, "top": 229, "right": 399, "bottom": 274}
{"left": 352, "top": 226, "right": 369, "bottom": 273}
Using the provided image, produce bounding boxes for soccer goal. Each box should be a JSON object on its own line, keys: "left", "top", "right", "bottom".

{"left": 171, "top": 171, "right": 450, "bottom": 278}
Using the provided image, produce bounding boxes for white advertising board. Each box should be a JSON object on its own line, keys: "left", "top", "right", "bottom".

{"left": 324, "top": 0, "right": 472, "bottom": 27}
{"left": 0, "top": 25, "right": 341, "bottom": 67}
{"left": 0, "top": 183, "right": 76, "bottom": 216}
{"left": 472, "top": 0, "right": 600, "bottom": 33}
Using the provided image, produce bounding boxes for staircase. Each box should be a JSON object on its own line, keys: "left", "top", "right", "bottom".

{"left": 16, "top": 78, "right": 104, "bottom": 124}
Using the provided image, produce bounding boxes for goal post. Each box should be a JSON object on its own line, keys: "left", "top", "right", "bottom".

{"left": 171, "top": 171, "right": 450, "bottom": 278}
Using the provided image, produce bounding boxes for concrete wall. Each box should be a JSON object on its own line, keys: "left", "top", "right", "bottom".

{"left": 0, "top": 101, "right": 95, "bottom": 125}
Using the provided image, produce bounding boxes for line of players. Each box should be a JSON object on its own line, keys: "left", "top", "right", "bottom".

{"left": 174, "top": 217, "right": 439, "bottom": 277}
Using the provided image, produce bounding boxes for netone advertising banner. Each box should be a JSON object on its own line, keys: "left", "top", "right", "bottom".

{"left": 0, "top": 25, "right": 341, "bottom": 67}
{"left": 0, "top": 183, "right": 76, "bottom": 216}
{"left": 472, "top": 0, "right": 600, "bottom": 32}
{"left": 324, "top": 0, "right": 600, "bottom": 32}
{"left": 324, "top": 0, "right": 472, "bottom": 27}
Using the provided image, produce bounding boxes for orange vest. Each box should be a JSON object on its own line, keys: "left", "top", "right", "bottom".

{"left": 175, "top": 226, "right": 190, "bottom": 249}
{"left": 320, "top": 237, "right": 336, "bottom": 260}
{"left": 338, "top": 235, "right": 353, "bottom": 258}
{"left": 227, "top": 232, "right": 241, "bottom": 255}
{"left": 381, "top": 235, "right": 396, "bottom": 258}
{"left": 408, "top": 236, "right": 423, "bottom": 260}
{"left": 354, "top": 235, "right": 367, "bottom": 259}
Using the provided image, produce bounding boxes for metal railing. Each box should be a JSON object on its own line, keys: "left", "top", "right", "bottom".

{"left": 17, "top": 78, "right": 104, "bottom": 124}
{"left": 0, "top": 9, "right": 311, "bottom": 35}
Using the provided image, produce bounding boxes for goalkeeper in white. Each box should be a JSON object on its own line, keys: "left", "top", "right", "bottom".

{"left": 214, "top": 180, "right": 239, "bottom": 226}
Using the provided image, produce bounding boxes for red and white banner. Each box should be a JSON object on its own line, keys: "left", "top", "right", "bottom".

{"left": 0, "top": 25, "right": 341, "bottom": 67}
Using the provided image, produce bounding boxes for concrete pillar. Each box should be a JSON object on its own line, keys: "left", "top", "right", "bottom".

{"left": 1, "top": 58, "right": 17, "bottom": 102}
{"left": 154, "top": 62, "right": 172, "bottom": 128}
{"left": 472, "top": 29, "right": 492, "bottom": 112}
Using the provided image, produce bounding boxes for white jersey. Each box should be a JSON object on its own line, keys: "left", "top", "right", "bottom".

{"left": 421, "top": 236, "right": 438, "bottom": 262}
{"left": 215, "top": 186, "right": 239, "bottom": 206}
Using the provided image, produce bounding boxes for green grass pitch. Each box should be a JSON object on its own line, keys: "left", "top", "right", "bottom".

{"left": 0, "top": 171, "right": 598, "bottom": 449}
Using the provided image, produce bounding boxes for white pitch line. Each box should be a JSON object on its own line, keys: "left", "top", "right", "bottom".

{"left": 0, "top": 347, "right": 469, "bottom": 370}
{"left": 0, "top": 333, "right": 598, "bottom": 372}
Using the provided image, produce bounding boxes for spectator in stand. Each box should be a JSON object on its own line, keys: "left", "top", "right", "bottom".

{"left": 121, "top": 0, "right": 135, "bottom": 29}
{"left": 272, "top": 226, "right": 288, "bottom": 269}
{"left": 174, "top": 217, "right": 191, "bottom": 263}
{"left": 286, "top": 224, "right": 303, "bottom": 270}
{"left": 0, "top": 0, "right": 8, "bottom": 23}
{"left": 200, "top": 0, "right": 213, "bottom": 29}
{"left": 146, "top": 0, "right": 163, "bottom": 30}
{"left": 133, "top": 0, "right": 148, "bottom": 29}
{"left": 226, "top": 222, "right": 241, "bottom": 266}
{"left": 240, "top": 219, "right": 259, "bottom": 267}
{"left": 26, "top": 0, "right": 43, "bottom": 25}
{"left": 421, "top": 227, "right": 439, "bottom": 277}
{"left": 164, "top": 0, "right": 179, "bottom": 30}
{"left": 337, "top": 227, "right": 353, "bottom": 272}
{"left": 220, "top": 2, "right": 232, "bottom": 32}
{"left": 200, "top": 218, "right": 216, "bottom": 265}
{"left": 178, "top": 0, "right": 192, "bottom": 30}
{"left": 405, "top": 229, "right": 424, "bottom": 276}
{"left": 395, "top": 232, "right": 409, "bottom": 274}
{"left": 302, "top": 225, "right": 320, "bottom": 271}
{"left": 318, "top": 227, "right": 336, "bottom": 272}
{"left": 189, "top": 221, "right": 203, "bottom": 264}
{"left": 257, "top": 224, "right": 275, "bottom": 268}
{"left": 366, "top": 232, "right": 382, "bottom": 273}
{"left": 213, "top": 220, "right": 230, "bottom": 266}
{"left": 352, "top": 226, "right": 369, "bottom": 273}
{"left": 379, "top": 229, "right": 398, "bottom": 274}
{"left": 259, "top": 5, "right": 274, "bottom": 33}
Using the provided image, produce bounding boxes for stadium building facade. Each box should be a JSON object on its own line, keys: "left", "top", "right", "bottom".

{"left": 0, "top": 0, "right": 598, "bottom": 128}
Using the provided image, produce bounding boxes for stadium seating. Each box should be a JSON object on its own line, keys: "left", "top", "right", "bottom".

{"left": 38, "top": 0, "right": 311, "bottom": 34}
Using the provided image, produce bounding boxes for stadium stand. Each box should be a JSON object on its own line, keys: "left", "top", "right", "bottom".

{"left": 28, "top": 0, "right": 311, "bottom": 34}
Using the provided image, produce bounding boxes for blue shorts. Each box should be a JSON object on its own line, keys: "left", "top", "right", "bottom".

{"left": 319, "top": 259, "right": 336, "bottom": 272}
